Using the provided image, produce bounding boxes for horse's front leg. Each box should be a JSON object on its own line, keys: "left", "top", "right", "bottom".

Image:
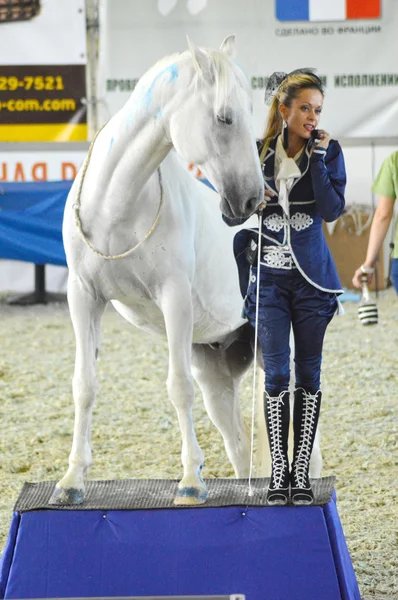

{"left": 161, "top": 279, "right": 206, "bottom": 506}
{"left": 49, "top": 279, "right": 106, "bottom": 505}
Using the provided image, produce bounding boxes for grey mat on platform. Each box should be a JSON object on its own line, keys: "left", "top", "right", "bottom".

{"left": 14, "top": 477, "right": 335, "bottom": 512}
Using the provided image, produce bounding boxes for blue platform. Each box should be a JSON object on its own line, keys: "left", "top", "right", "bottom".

{"left": 0, "top": 488, "right": 360, "bottom": 600}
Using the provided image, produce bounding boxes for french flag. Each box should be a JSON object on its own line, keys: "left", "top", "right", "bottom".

{"left": 276, "top": 0, "right": 380, "bottom": 21}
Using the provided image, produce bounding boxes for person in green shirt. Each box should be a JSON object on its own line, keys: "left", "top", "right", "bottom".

{"left": 352, "top": 150, "right": 398, "bottom": 294}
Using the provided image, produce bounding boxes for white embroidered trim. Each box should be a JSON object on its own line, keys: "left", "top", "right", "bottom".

{"left": 263, "top": 212, "right": 313, "bottom": 233}
{"left": 261, "top": 246, "right": 296, "bottom": 270}
{"left": 290, "top": 200, "right": 316, "bottom": 205}
{"left": 290, "top": 212, "right": 314, "bottom": 231}
{"left": 263, "top": 213, "right": 284, "bottom": 232}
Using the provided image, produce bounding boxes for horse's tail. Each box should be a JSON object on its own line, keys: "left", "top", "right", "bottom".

{"left": 255, "top": 366, "right": 270, "bottom": 477}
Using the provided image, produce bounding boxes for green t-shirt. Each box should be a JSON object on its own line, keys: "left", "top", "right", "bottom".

{"left": 371, "top": 151, "right": 398, "bottom": 258}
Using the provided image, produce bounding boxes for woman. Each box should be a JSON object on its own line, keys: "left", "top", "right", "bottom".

{"left": 224, "top": 69, "right": 346, "bottom": 506}
{"left": 352, "top": 150, "right": 398, "bottom": 294}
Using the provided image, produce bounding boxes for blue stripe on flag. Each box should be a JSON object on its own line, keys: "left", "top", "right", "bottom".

{"left": 276, "top": 0, "right": 309, "bottom": 21}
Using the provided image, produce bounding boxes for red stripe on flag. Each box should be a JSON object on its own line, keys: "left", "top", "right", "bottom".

{"left": 346, "top": 0, "right": 380, "bottom": 19}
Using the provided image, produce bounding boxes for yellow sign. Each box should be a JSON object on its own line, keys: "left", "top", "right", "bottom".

{"left": 0, "top": 65, "right": 87, "bottom": 142}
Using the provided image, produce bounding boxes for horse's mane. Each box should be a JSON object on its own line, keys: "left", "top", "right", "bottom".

{"left": 136, "top": 48, "right": 248, "bottom": 114}
{"left": 207, "top": 50, "right": 248, "bottom": 111}
{"left": 134, "top": 52, "right": 182, "bottom": 93}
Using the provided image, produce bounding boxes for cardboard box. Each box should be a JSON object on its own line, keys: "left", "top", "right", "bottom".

{"left": 323, "top": 209, "right": 386, "bottom": 291}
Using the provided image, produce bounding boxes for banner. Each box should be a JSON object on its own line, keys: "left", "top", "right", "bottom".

{"left": 0, "top": 180, "right": 69, "bottom": 266}
{"left": 97, "top": 0, "right": 398, "bottom": 139}
{"left": 0, "top": 0, "right": 87, "bottom": 142}
{"left": 0, "top": 148, "right": 87, "bottom": 182}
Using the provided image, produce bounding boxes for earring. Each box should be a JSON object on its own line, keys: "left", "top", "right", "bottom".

{"left": 283, "top": 121, "right": 289, "bottom": 147}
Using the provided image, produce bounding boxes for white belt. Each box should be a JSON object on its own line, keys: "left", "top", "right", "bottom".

{"left": 261, "top": 245, "right": 297, "bottom": 270}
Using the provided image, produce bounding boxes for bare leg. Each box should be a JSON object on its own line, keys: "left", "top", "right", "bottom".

{"left": 50, "top": 278, "right": 106, "bottom": 504}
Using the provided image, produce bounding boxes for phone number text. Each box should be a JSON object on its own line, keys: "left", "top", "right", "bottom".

{"left": 0, "top": 76, "right": 65, "bottom": 91}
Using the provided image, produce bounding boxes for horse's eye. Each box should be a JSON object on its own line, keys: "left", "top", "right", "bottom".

{"left": 217, "top": 114, "right": 233, "bottom": 125}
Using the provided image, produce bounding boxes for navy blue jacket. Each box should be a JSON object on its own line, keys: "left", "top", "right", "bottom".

{"left": 224, "top": 136, "right": 346, "bottom": 296}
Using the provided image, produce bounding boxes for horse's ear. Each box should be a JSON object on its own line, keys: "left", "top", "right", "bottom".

{"left": 186, "top": 35, "right": 213, "bottom": 84}
{"left": 220, "top": 34, "right": 236, "bottom": 57}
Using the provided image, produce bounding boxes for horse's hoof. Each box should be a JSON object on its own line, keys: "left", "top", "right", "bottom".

{"left": 48, "top": 486, "right": 85, "bottom": 506}
{"left": 173, "top": 486, "right": 207, "bottom": 506}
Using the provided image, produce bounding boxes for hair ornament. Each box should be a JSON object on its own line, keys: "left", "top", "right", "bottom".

{"left": 264, "top": 71, "right": 288, "bottom": 106}
{"left": 264, "top": 67, "right": 322, "bottom": 105}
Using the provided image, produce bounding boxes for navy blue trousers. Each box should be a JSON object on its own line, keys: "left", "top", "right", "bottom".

{"left": 390, "top": 258, "right": 398, "bottom": 294}
{"left": 245, "top": 267, "right": 337, "bottom": 395}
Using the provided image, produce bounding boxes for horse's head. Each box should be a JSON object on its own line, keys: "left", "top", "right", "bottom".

{"left": 168, "top": 36, "right": 263, "bottom": 219}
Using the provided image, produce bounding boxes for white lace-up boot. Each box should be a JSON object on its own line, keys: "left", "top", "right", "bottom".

{"left": 264, "top": 390, "right": 290, "bottom": 506}
{"left": 291, "top": 388, "right": 322, "bottom": 506}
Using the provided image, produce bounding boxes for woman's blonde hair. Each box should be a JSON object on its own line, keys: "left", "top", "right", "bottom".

{"left": 259, "top": 71, "right": 324, "bottom": 163}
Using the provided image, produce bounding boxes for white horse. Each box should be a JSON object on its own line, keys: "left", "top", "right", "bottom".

{"left": 50, "top": 35, "right": 264, "bottom": 507}
{"left": 50, "top": 36, "right": 323, "bottom": 507}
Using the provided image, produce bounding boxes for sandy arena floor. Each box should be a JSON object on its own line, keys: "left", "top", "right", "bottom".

{"left": 0, "top": 289, "right": 397, "bottom": 599}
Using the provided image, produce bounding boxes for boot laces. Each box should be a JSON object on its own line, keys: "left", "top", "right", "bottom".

{"left": 294, "top": 390, "right": 319, "bottom": 488}
{"left": 267, "top": 391, "right": 288, "bottom": 488}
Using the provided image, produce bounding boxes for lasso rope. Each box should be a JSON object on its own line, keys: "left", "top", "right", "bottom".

{"left": 248, "top": 210, "right": 263, "bottom": 495}
{"left": 73, "top": 126, "right": 164, "bottom": 260}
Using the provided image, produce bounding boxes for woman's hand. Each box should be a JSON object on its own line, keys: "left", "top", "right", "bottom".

{"left": 352, "top": 265, "right": 374, "bottom": 289}
{"left": 314, "top": 129, "right": 330, "bottom": 150}
{"left": 257, "top": 188, "right": 277, "bottom": 211}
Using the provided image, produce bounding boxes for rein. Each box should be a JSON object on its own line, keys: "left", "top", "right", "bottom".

{"left": 248, "top": 209, "right": 263, "bottom": 495}
{"left": 73, "top": 126, "right": 164, "bottom": 260}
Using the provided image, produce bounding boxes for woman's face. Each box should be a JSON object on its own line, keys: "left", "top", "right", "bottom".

{"left": 279, "top": 88, "right": 324, "bottom": 141}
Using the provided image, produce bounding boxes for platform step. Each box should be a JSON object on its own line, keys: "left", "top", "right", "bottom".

{"left": 0, "top": 479, "right": 361, "bottom": 600}
{"left": 13, "top": 477, "right": 335, "bottom": 511}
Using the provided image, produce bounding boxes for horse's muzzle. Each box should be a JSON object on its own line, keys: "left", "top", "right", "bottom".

{"left": 221, "top": 195, "right": 259, "bottom": 219}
